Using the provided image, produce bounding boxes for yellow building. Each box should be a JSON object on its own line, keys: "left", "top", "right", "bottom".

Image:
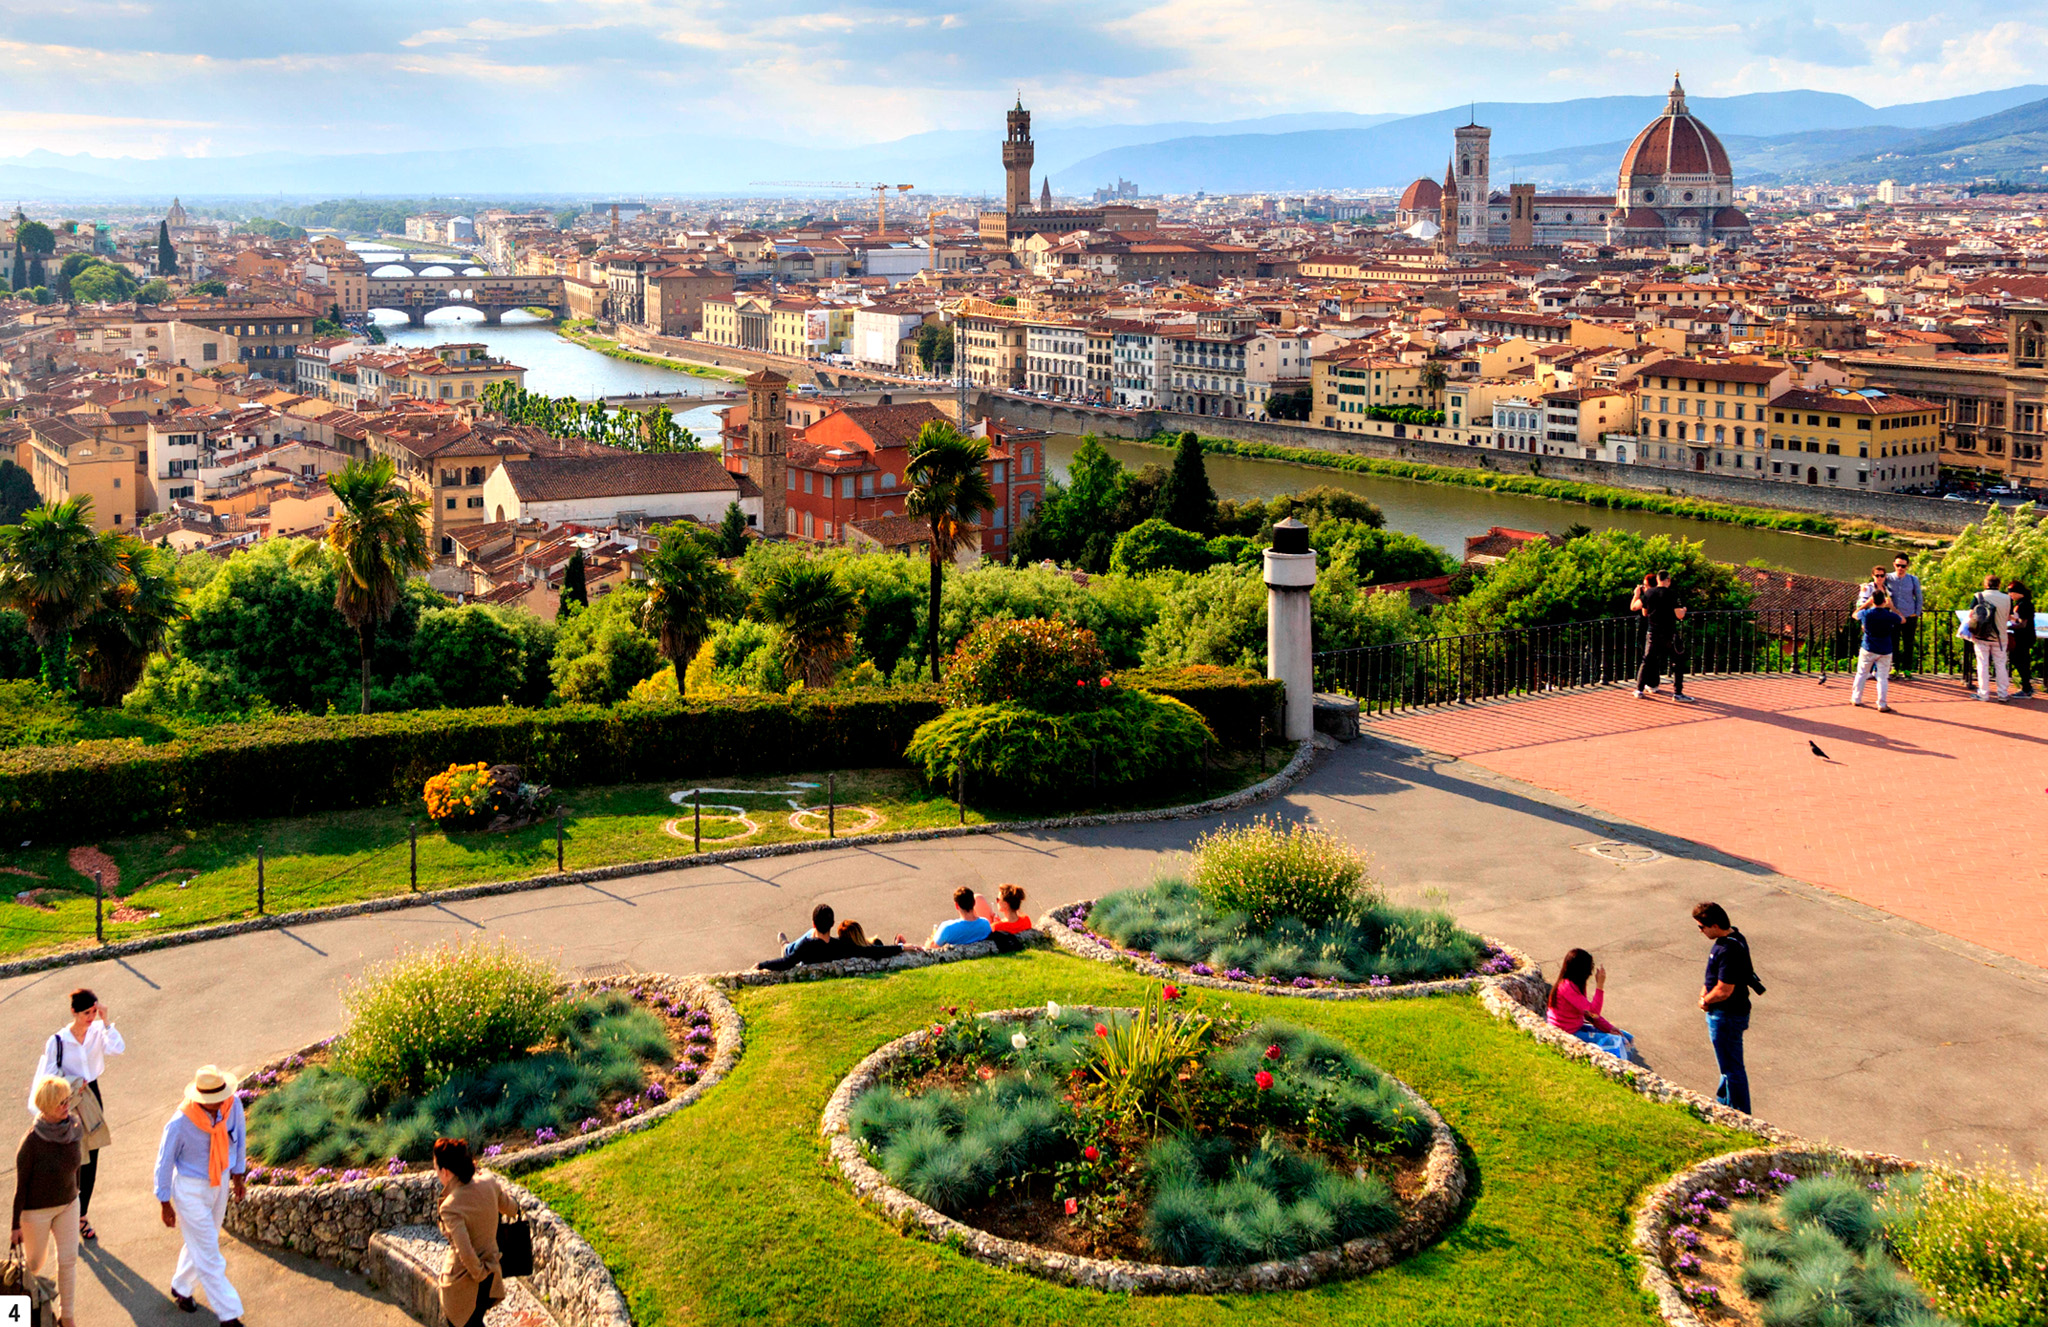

{"left": 1311, "top": 353, "right": 1432, "bottom": 431}
{"left": 393, "top": 343, "right": 525, "bottom": 403}
{"left": 21, "top": 419, "right": 141, "bottom": 530}
{"left": 1767, "top": 387, "right": 1941, "bottom": 491}
{"left": 1631, "top": 358, "right": 1793, "bottom": 476}
{"left": 955, "top": 298, "right": 1029, "bottom": 389}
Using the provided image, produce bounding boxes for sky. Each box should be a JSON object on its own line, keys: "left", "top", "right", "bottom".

{"left": 1, "top": 0, "right": 2044, "bottom": 159}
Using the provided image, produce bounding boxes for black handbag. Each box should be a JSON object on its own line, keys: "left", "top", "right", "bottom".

{"left": 497, "top": 1215, "right": 534, "bottom": 1278}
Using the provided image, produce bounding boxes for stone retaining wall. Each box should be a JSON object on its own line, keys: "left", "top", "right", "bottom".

{"left": 818, "top": 1006, "right": 1466, "bottom": 1293}
{"left": 1633, "top": 1145, "right": 1918, "bottom": 1327}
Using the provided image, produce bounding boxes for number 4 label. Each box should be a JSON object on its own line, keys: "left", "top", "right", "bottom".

{"left": 0, "top": 1294, "right": 27, "bottom": 1322}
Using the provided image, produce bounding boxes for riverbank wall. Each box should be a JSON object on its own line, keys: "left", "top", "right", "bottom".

{"left": 609, "top": 327, "right": 839, "bottom": 387}
{"left": 976, "top": 395, "right": 1993, "bottom": 536}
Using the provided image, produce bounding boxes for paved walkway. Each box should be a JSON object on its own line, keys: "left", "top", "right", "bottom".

{"left": 1371, "top": 674, "right": 2048, "bottom": 968}
{"left": 3, "top": 724, "right": 2045, "bottom": 1322}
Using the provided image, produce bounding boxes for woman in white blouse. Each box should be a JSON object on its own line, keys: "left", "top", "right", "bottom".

{"left": 28, "top": 989, "right": 123, "bottom": 1241}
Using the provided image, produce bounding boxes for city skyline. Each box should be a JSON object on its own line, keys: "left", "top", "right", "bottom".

{"left": 1, "top": 0, "right": 2044, "bottom": 160}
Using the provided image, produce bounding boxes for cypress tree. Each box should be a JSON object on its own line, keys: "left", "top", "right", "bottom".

{"left": 157, "top": 219, "right": 177, "bottom": 276}
{"left": 8, "top": 249, "right": 22, "bottom": 293}
{"left": 717, "top": 500, "right": 749, "bottom": 557}
{"left": 1154, "top": 430, "right": 1217, "bottom": 535}
{"left": 557, "top": 548, "right": 589, "bottom": 618}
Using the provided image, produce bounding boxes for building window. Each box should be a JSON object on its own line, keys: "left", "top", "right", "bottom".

{"left": 446, "top": 497, "right": 457, "bottom": 509}
{"left": 786, "top": 471, "right": 796, "bottom": 490}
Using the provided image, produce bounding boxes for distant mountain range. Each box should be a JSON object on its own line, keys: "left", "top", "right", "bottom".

{"left": 0, "top": 89, "right": 2042, "bottom": 202}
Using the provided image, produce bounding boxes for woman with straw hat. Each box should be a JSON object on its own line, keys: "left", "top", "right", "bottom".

{"left": 153, "top": 1065, "right": 247, "bottom": 1326}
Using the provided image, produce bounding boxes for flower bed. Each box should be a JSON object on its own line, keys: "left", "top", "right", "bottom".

{"left": 819, "top": 993, "right": 1464, "bottom": 1292}
{"left": 240, "top": 972, "right": 740, "bottom": 1183}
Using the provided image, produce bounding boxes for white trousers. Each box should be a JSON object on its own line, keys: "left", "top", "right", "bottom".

{"left": 1851, "top": 649, "right": 1892, "bottom": 707}
{"left": 1975, "top": 640, "right": 2011, "bottom": 699}
{"left": 171, "top": 1171, "right": 243, "bottom": 1321}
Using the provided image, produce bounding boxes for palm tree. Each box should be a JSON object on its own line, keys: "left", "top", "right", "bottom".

{"left": 74, "top": 538, "right": 187, "bottom": 705}
{"left": 312, "top": 457, "right": 431, "bottom": 713}
{"left": 757, "top": 560, "right": 862, "bottom": 690}
{"left": 1419, "top": 358, "right": 1448, "bottom": 405}
{"left": 640, "top": 526, "right": 739, "bottom": 691}
{"left": 0, "top": 497, "right": 122, "bottom": 692}
{"left": 903, "top": 421, "right": 994, "bottom": 681}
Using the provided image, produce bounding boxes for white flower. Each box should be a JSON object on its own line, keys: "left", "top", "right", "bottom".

{"left": 1045, "top": 1001, "right": 1062, "bottom": 1019}
{"left": 1010, "top": 1031, "right": 1029, "bottom": 1051}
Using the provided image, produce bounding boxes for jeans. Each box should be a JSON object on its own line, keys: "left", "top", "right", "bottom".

{"left": 1851, "top": 649, "right": 1893, "bottom": 707}
{"left": 1571, "top": 1024, "right": 1636, "bottom": 1061}
{"left": 1704, "top": 1008, "right": 1750, "bottom": 1114}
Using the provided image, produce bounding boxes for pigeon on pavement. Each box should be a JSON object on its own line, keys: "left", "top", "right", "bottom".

{"left": 1809, "top": 740, "right": 1829, "bottom": 759}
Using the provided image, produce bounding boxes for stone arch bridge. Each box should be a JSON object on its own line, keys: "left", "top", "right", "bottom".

{"left": 364, "top": 274, "right": 566, "bottom": 325}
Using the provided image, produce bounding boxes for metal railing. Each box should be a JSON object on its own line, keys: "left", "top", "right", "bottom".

{"left": 1313, "top": 608, "right": 1987, "bottom": 717}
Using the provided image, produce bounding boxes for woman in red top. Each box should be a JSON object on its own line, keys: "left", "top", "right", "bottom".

{"left": 1546, "top": 949, "right": 1636, "bottom": 1061}
{"left": 987, "top": 884, "right": 1033, "bottom": 934}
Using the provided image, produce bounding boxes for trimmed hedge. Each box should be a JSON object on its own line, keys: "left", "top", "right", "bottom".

{"left": 0, "top": 690, "right": 942, "bottom": 841}
{"left": 1115, "top": 664, "right": 1282, "bottom": 748}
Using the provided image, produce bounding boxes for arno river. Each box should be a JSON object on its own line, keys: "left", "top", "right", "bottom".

{"left": 377, "top": 309, "right": 1890, "bottom": 580}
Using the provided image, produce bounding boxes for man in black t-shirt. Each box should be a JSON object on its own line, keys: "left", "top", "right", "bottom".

{"left": 1693, "top": 900, "right": 1754, "bottom": 1113}
{"left": 1633, "top": 570, "right": 1693, "bottom": 702}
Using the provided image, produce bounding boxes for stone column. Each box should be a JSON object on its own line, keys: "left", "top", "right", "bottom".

{"left": 1264, "top": 517, "right": 1317, "bottom": 742}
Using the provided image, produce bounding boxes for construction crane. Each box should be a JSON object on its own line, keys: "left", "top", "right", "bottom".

{"left": 748, "top": 181, "right": 913, "bottom": 234}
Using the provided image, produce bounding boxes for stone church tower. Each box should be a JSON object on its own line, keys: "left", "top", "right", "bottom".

{"left": 1436, "top": 160, "right": 1458, "bottom": 255}
{"left": 744, "top": 369, "right": 788, "bottom": 536}
{"left": 1004, "top": 97, "right": 1035, "bottom": 215}
{"left": 1454, "top": 120, "right": 1490, "bottom": 237}
{"left": 1040, "top": 176, "right": 1052, "bottom": 211}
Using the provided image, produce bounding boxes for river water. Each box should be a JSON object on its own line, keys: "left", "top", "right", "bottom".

{"left": 1044, "top": 434, "right": 1888, "bottom": 580}
{"left": 366, "top": 309, "right": 1883, "bottom": 580}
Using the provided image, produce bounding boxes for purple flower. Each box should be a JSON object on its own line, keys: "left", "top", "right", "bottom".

{"left": 1767, "top": 1169, "right": 1797, "bottom": 1187}
{"left": 1868, "top": 1179, "right": 1887, "bottom": 1192}
{"left": 308, "top": 1167, "right": 333, "bottom": 1183}
{"left": 340, "top": 1168, "right": 368, "bottom": 1183}
{"left": 688, "top": 1010, "right": 710, "bottom": 1025}
{"left": 1675, "top": 1252, "right": 1700, "bottom": 1273}
{"left": 284, "top": 1055, "right": 305, "bottom": 1069}
{"left": 1734, "top": 1178, "right": 1758, "bottom": 1196}
{"left": 258, "top": 1070, "right": 279, "bottom": 1084}
{"left": 1671, "top": 1225, "right": 1702, "bottom": 1249}
{"left": 1483, "top": 954, "right": 1517, "bottom": 974}
{"left": 578, "top": 1117, "right": 600, "bottom": 1134}
{"left": 1189, "top": 963, "right": 1214, "bottom": 977}
{"left": 386, "top": 1158, "right": 408, "bottom": 1175}
{"left": 235, "top": 1089, "right": 257, "bottom": 1104}
{"left": 534, "top": 1128, "right": 558, "bottom": 1144}
{"left": 680, "top": 1067, "right": 699, "bottom": 1084}
{"left": 1687, "top": 1285, "right": 1721, "bottom": 1305}
{"left": 687, "top": 1027, "right": 712, "bottom": 1044}
{"left": 1223, "top": 968, "right": 1252, "bottom": 983}
{"left": 1691, "top": 1188, "right": 1726, "bottom": 1210}
{"left": 1683, "top": 1203, "right": 1708, "bottom": 1220}
{"left": 645, "top": 1082, "right": 669, "bottom": 1103}
{"left": 1292, "top": 976, "right": 1316, "bottom": 988}
{"left": 614, "top": 1098, "right": 638, "bottom": 1117}
{"left": 1369, "top": 975, "right": 1393, "bottom": 988}
{"left": 247, "top": 1165, "right": 270, "bottom": 1183}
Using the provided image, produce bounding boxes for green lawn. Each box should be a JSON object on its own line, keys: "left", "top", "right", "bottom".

{"left": 556, "top": 324, "right": 747, "bottom": 382}
{"left": 0, "top": 754, "right": 1283, "bottom": 959}
{"left": 529, "top": 951, "right": 1743, "bottom": 1327}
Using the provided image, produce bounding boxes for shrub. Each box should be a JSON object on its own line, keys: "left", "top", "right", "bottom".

{"left": 422, "top": 762, "right": 496, "bottom": 830}
{"left": 1110, "top": 519, "right": 1219, "bottom": 575}
{"left": 1141, "top": 1135, "right": 1397, "bottom": 1266}
{"left": 1891, "top": 1164, "right": 2048, "bottom": 1327}
{"left": 1188, "top": 819, "right": 1369, "bottom": 929}
{"left": 943, "top": 617, "right": 1109, "bottom": 711}
{"left": 332, "top": 938, "right": 561, "bottom": 1096}
{"left": 1113, "top": 664, "right": 1281, "bottom": 749}
{"left": 905, "top": 688, "right": 1214, "bottom": 801}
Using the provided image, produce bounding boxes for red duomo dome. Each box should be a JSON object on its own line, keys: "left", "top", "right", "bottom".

{"left": 1397, "top": 177, "right": 1443, "bottom": 213}
{"left": 1610, "top": 73, "right": 1749, "bottom": 247}
{"left": 1618, "top": 76, "right": 1733, "bottom": 179}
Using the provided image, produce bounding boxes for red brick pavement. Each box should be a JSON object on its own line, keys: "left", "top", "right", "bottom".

{"left": 1370, "top": 675, "right": 2048, "bottom": 968}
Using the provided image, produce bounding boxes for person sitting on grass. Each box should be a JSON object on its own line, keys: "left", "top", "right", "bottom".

{"left": 986, "top": 884, "right": 1033, "bottom": 934}
{"left": 1546, "top": 948, "right": 1636, "bottom": 1061}
{"left": 929, "top": 886, "right": 993, "bottom": 948}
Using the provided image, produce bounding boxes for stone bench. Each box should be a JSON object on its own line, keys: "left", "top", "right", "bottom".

{"left": 366, "top": 1224, "right": 559, "bottom": 1327}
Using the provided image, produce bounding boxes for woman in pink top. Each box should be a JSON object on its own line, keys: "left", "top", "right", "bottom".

{"left": 1546, "top": 949, "right": 1635, "bottom": 1061}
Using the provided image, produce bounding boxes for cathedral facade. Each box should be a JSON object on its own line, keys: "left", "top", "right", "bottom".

{"left": 1402, "top": 77, "right": 1750, "bottom": 252}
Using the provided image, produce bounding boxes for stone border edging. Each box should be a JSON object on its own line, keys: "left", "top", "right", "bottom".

{"left": 817, "top": 1005, "right": 1465, "bottom": 1294}
{"left": 0, "top": 742, "right": 1316, "bottom": 982}
{"left": 1632, "top": 1145, "right": 1919, "bottom": 1327}
{"left": 1045, "top": 901, "right": 1542, "bottom": 1003}
{"left": 223, "top": 973, "right": 741, "bottom": 1327}
{"left": 1474, "top": 980, "right": 1787, "bottom": 1142}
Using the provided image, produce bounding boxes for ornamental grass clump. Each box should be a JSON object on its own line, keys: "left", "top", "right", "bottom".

{"left": 1188, "top": 819, "right": 1372, "bottom": 930}
{"left": 1889, "top": 1163, "right": 2048, "bottom": 1327}
{"left": 333, "top": 937, "right": 560, "bottom": 1096}
{"left": 1142, "top": 1134, "right": 1398, "bottom": 1267}
{"left": 1724, "top": 1176, "right": 1951, "bottom": 1327}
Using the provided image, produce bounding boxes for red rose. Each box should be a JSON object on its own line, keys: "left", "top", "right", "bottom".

{"left": 1162, "top": 984, "right": 1180, "bottom": 1001}
{"left": 1099, "top": 676, "right": 1112, "bottom": 687}
{"left": 1076, "top": 678, "right": 1088, "bottom": 687}
{"left": 1094, "top": 1023, "right": 1109, "bottom": 1038}
{"left": 1084, "top": 1145, "right": 1099, "bottom": 1161}
{"left": 1254, "top": 1070, "right": 1273, "bottom": 1090}
{"left": 1264, "top": 1043, "right": 1282, "bottom": 1061}
{"left": 1064, "top": 1197, "right": 1078, "bottom": 1216}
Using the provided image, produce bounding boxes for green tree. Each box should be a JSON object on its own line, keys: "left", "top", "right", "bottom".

{"left": 133, "top": 278, "right": 172, "bottom": 306}
{"left": 915, "top": 322, "right": 954, "bottom": 374}
{"left": 73, "top": 538, "right": 186, "bottom": 705}
{"left": 0, "top": 497, "right": 123, "bottom": 692}
{"left": 14, "top": 220, "right": 53, "bottom": 259}
{"left": 1436, "top": 529, "right": 1749, "bottom": 636}
{"left": 1140, "top": 565, "right": 1268, "bottom": 669}
{"left": 69, "top": 262, "right": 137, "bottom": 305}
{"left": 8, "top": 250, "right": 24, "bottom": 293}
{"left": 157, "top": 219, "right": 178, "bottom": 275}
{"left": 1154, "top": 431, "right": 1217, "bottom": 535}
{"left": 1921, "top": 503, "right": 2047, "bottom": 613}
{"left": 1419, "top": 359, "right": 1448, "bottom": 400}
{"left": 54, "top": 253, "right": 96, "bottom": 300}
{"left": 757, "top": 559, "right": 862, "bottom": 689}
{"left": 303, "top": 458, "right": 432, "bottom": 713}
{"left": 554, "top": 208, "right": 581, "bottom": 230}
{"left": 408, "top": 604, "right": 555, "bottom": 707}
{"left": 549, "top": 586, "right": 662, "bottom": 704}
{"left": 716, "top": 501, "right": 749, "bottom": 558}
{"left": 190, "top": 280, "right": 227, "bottom": 297}
{"left": 557, "top": 548, "right": 589, "bottom": 618}
{"left": 640, "top": 525, "right": 740, "bottom": 691}
{"left": 1265, "top": 387, "right": 1312, "bottom": 422}
{"left": 0, "top": 461, "right": 40, "bottom": 525}
{"left": 904, "top": 421, "right": 994, "bottom": 680}
{"left": 1311, "top": 520, "right": 1455, "bottom": 585}
{"left": 1109, "top": 518, "right": 1218, "bottom": 575}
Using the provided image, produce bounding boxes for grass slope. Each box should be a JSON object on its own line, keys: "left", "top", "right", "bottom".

{"left": 556, "top": 323, "right": 747, "bottom": 383}
{"left": 530, "top": 950, "right": 1741, "bottom": 1327}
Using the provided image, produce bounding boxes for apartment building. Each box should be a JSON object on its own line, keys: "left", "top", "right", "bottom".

{"left": 1630, "top": 358, "right": 1793, "bottom": 476}
{"left": 1766, "top": 387, "right": 1940, "bottom": 490}
{"left": 1842, "top": 302, "right": 2048, "bottom": 486}
{"left": 20, "top": 418, "right": 140, "bottom": 529}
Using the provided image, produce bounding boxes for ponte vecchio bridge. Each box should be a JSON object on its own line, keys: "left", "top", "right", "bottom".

{"left": 364, "top": 259, "right": 566, "bottom": 325}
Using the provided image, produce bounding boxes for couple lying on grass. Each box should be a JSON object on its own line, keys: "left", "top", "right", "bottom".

{"left": 757, "top": 886, "right": 1035, "bottom": 972}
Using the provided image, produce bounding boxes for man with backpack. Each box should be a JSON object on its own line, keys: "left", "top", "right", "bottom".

{"left": 1964, "top": 573, "right": 2013, "bottom": 702}
{"left": 1694, "top": 901, "right": 1761, "bottom": 1114}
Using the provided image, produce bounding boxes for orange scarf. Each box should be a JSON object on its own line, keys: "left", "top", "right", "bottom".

{"left": 182, "top": 1102, "right": 232, "bottom": 1187}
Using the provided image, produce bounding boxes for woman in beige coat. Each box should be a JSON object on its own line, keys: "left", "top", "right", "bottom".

{"left": 432, "top": 1138, "right": 521, "bottom": 1327}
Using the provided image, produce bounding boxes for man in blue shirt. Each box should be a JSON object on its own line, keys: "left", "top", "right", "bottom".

{"left": 154, "top": 1065, "right": 248, "bottom": 1325}
{"left": 1693, "top": 902, "right": 1758, "bottom": 1114}
{"left": 929, "top": 886, "right": 993, "bottom": 947}
{"left": 1887, "top": 554, "right": 1924, "bottom": 673}
{"left": 1852, "top": 589, "right": 1903, "bottom": 713}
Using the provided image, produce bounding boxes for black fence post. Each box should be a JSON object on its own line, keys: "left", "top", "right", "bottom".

{"left": 957, "top": 764, "right": 966, "bottom": 825}
{"left": 827, "top": 772, "right": 836, "bottom": 840}
{"left": 255, "top": 846, "right": 264, "bottom": 916}
{"left": 94, "top": 871, "right": 104, "bottom": 944}
{"left": 693, "top": 789, "right": 701, "bottom": 853}
{"left": 409, "top": 822, "right": 418, "bottom": 892}
{"left": 555, "top": 806, "right": 565, "bottom": 873}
